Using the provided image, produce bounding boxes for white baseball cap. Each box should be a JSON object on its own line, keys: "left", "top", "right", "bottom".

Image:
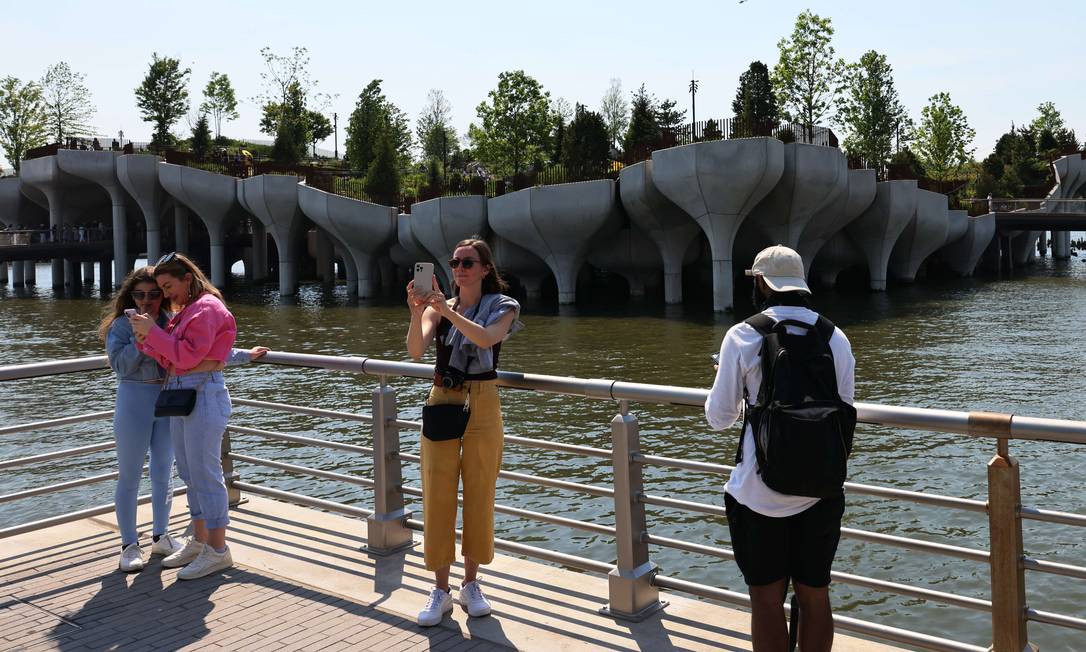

{"left": 744, "top": 245, "right": 811, "bottom": 294}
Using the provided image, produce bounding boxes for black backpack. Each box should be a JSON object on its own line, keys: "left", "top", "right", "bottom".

{"left": 738, "top": 313, "right": 857, "bottom": 498}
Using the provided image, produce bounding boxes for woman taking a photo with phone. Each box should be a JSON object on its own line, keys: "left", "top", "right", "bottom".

{"left": 129, "top": 252, "right": 240, "bottom": 580}
{"left": 406, "top": 237, "right": 522, "bottom": 627}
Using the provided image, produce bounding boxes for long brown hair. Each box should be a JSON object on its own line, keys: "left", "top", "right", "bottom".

{"left": 97, "top": 266, "right": 157, "bottom": 342}
{"left": 454, "top": 236, "right": 508, "bottom": 295}
{"left": 152, "top": 252, "right": 224, "bottom": 307}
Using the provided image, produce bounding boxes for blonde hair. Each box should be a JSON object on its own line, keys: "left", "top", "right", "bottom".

{"left": 152, "top": 253, "right": 225, "bottom": 306}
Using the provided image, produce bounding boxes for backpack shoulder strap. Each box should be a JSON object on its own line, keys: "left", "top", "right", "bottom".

{"left": 814, "top": 316, "right": 837, "bottom": 344}
{"left": 744, "top": 313, "right": 776, "bottom": 335}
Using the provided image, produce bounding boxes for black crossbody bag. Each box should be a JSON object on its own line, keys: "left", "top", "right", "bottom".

{"left": 154, "top": 376, "right": 197, "bottom": 417}
{"left": 421, "top": 399, "right": 471, "bottom": 441}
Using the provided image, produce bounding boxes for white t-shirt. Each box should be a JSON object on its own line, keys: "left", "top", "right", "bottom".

{"left": 704, "top": 306, "right": 856, "bottom": 517}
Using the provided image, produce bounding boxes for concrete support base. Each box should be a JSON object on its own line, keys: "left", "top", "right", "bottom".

{"left": 82, "top": 261, "right": 95, "bottom": 284}
{"left": 175, "top": 204, "right": 190, "bottom": 253}
{"left": 99, "top": 258, "right": 112, "bottom": 292}
{"left": 112, "top": 203, "right": 127, "bottom": 288}
{"left": 1052, "top": 231, "right": 1070, "bottom": 259}
{"left": 25, "top": 261, "right": 36, "bottom": 285}
{"left": 252, "top": 225, "right": 268, "bottom": 282}
{"left": 51, "top": 258, "right": 63, "bottom": 288}
{"left": 12, "top": 261, "right": 24, "bottom": 287}
{"left": 0, "top": 261, "right": 7, "bottom": 285}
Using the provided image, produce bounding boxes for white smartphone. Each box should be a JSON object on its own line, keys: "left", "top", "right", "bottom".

{"left": 124, "top": 308, "right": 137, "bottom": 318}
{"left": 413, "top": 262, "right": 434, "bottom": 292}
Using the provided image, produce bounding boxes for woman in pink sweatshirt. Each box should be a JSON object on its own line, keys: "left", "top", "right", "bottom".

{"left": 130, "top": 252, "right": 239, "bottom": 581}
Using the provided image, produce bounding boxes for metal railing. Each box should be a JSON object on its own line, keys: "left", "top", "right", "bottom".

{"left": 2, "top": 353, "right": 1085, "bottom": 651}
{"left": 963, "top": 197, "right": 1086, "bottom": 213}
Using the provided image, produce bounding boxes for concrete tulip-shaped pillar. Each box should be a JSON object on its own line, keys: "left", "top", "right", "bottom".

{"left": 845, "top": 180, "right": 918, "bottom": 291}
{"left": 57, "top": 150, "right": 130, "bottom": 287}
{"left": 889, "top": 189, "right": 950, "bottom": 282}
{"left": 799, "top": 168, "right": 877, "bottom": 275}
{"left": 158, "top": 163, "right": 238, "bottom": 287}
{"left": 410, "top": 196, "right": 490, "bottom": 289}
{"left": 944, "top": 209, "right": 969, "bottom": 246}
{"left": 333, "top": 242, "right": 359, "bottom": 294}
{"left": 491, "top": 235, "right": 550, "bottom": 300}
{"left": 238, "top": 175, "right": 306, "bottom": 295}
{"left": 297, "top": 185, "right": 395, "bottom": 298}
{"left": 489, "top": 180, "right": 620, "bottom": 304}
{"left": 395, "top": 213, "right": 442, "bottom": 286}
{"left": 619, "top": 160, "right": 701, "bottom": 303}
{"left": 586, "top": 225, "right": 665, "bottom": 296}
{"left": 20, "top": 156, "right": 82, "bottom": 288}
{"left": 652, "top": 138, "right": 785, "bottom": 311}
{"left": 0, "top": 177, "right": 48, "bottom": 230}
{"left": 746, "top": 143, "right": 847, "bottom": 248}
{"left": 939, "top": 214, "right": 995, "bottom": 277}
{"left": 116, "top": 154, "right": 166, "bottom": 265}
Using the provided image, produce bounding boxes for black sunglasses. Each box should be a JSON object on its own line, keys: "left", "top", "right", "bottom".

{"left": 449, "top": 257, "right": 484, "bottom": 269}
{"left": 131, "top": 290, "right": 163, "bottom": 300}
{"left": 155, "top": 252, "right": 177, "bottom": 266}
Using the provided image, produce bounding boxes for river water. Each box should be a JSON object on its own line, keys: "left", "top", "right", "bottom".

{"left": 1, "top": 259, "right": 1084, "bottom": 650}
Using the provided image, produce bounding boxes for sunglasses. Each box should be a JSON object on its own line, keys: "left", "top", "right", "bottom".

{"left": 448, "top": 258, "right": 481, "bottom": 270}
{"left": 131, "top": 290, "right": 163, "bottom": 300}
{"left": 155, "top": 252, "right": 177, "bottom": 266}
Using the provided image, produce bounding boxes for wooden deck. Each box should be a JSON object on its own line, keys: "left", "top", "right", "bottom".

{"left": 0, "top": 496, "right": 904, "bottom": 651}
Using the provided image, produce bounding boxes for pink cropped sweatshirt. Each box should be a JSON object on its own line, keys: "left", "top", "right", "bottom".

{"left": 139, "top": 293, "right": 237, "bottom": 374}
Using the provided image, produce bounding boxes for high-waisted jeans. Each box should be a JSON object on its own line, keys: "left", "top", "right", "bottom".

{"left": 420, "top": 380, "right": 504, "bottom": 572}
{"left": 168, "top": 371, "right": 232, "bottom": 530}
{"left": 113, "top": 382, "right": 174, "bottom": 545}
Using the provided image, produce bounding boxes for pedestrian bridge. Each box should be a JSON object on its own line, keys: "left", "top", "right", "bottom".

{"left": 2, "top": 352, "right": 1085, "bottom": 651}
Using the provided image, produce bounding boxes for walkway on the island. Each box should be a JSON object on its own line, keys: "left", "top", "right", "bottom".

{"left": 0, "top": 496, "right": 904, "bottom": 651}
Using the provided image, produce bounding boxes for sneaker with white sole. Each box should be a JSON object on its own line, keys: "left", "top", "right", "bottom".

{"left": 150, "top": 534, "right": 185, "bottom": 557}
{"left": 458, "top": 580, "right": 492, "bottom": 617}
{"left": 417, "top": 587, "right": 453, "bottom": 626}
{"left": 118, "top": 543, "right": 144, "bottom": 572}
{"left": 160, "top": 538, "right": 204, "bottom": 568}
{"left": 177, "top": 545, "right": 232, "bottom": 580}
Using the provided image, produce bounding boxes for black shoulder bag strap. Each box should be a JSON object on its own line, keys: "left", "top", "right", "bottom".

{"left": 735, "top": 314, "right": 776, "bottom": 465}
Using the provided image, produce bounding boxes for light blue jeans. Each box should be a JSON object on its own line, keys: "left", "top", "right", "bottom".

{"left": 169, "top": 372, "right": 232, "bottom": 530}
{"left": 114, "top": 382, "right": 174, "bottom": 545}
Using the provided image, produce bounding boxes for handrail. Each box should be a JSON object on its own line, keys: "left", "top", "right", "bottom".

{"left": 5, "top": 353, "right": 1085, "bottom": 445}
{"left": 0, "top": 410, "right": 114, "bottom": 436}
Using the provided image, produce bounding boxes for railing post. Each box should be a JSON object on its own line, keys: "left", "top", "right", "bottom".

{"left": 221, "top": 429, "right": 242, "bottom": 507}
{"left": 602, "top": 400, "right": 666, "bottom": 621}
{"left": 365, "top": 377, "right": 414, "bottom": 554}
{"left": 987, "top": 437, "right": 1037, "bottom": 652}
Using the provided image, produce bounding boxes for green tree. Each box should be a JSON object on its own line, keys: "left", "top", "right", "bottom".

{"left": 307, "top": 110, "right": 332, "bottom": 157}
{"left": 836, "top": 51, "right": 908, "bottom": 179}
{"left": 622, "top": 84, "right": 660, "bottom": 155}
{"left": 1029, "top": 101, "right": 1077, "bottom": 154}
{"left": 200, "top": 72, "right": 239, "bottom": 140}
{"left": 190, "top": 113, "right": 212, "bottom": 160}
{"left": 425, "top": 157, "right": 442, "bottom": 195}
{"left": 600, "top": 78, "right": 629, "bottom": 150}
{"left": 468, "top": 70, "right": 553, "bottom": 177}
{"left": 134, "top": 53, "right": 191, "bottom": 151}
{"left": 911, "top": 92, "right": 976, "bottom": 182}
{"left": 345, "top": 79, "right": 411, "bottom": 172}
{"left": 40, "top": 62, "right": 95, "bottom": 143}
{"left": 550, "top": 97, "right": 573, "bottom": 164}
{"left": 0, "top": 77, "right": 49, "bottom": 173}
{"left": 416, "top": 89, "right": 459, "bottom": 162}
{"left": 365, "top": 130, "right": 401, "bottom": 206}
{"left": 772, "top": 10, "right": 844, "bottom": 143}
{"left": 701, "top": 119, "right": 722, "bottom": 141}
{"left": 561, "top": 104, "right": 610, "bottom": 180}
{"left": 653, "top": 97, "right": 686, "bottom": 133}
{"left": 270, "top": 82, "right": 308, "bottom": 164}
{"left": 731, "top": 61, "right": 778, "bottom": 137}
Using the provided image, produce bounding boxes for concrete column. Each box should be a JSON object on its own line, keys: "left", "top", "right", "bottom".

{"left": 99, "top": 257, "right": 112, "bottom": 291}
{"left": 65, "top": 258, "right": 81, "bottom": 291}
{"left": 251, "top": 223, "right": 268, "bottom": 282}
{"left": 111, "top": 202, "right": 127, "bottom": 288}
{"left": 377, "top": 256, "right": 395, "bottom": 295}
{"left": 0, "top": 261, "right": 7, "bottom": 285}
{"left": 1037, "top": 232, "right": 1047, "bottom": 257}
{"left": 174, "top": 204, "right": 190, "bottom": 253}
{"left": 1053, "top": 231, "right": 1070, "bottom": 259}
{"left": 209, "top": 223, "right": 226, "bottom": 288}
{"left": 146, "top": 224, "right": 161, "bottom": 265}
{"left": 83, "top": 261, "right": 95, "bottom": 284}
{"left": 335, "top": 245, "right": 358, "bottom": 295}
{"left": 315, "top": 230, "right": 334, "bottom": 284}
{"left": 12, "top": 261, "right": 24, "bottom": 286}
{"left": 25, "top": 260, "right": 36, "bottom": 285}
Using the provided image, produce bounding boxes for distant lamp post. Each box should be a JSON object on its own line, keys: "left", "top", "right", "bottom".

{"left": 688, "top": 73, "right": 699, "bottom": 140}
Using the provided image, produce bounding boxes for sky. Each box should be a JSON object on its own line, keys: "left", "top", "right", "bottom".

{"left": 4, "top": 0, "right": 1084, "bottom": 164}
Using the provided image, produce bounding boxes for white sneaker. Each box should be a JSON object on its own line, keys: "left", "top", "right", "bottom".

{"left": 161, "top": 538, "right": 204, "bottom": 568}
{"left": 458, "top": 580, "right": 492, "bottom": 617}
{"left": 150, "top": 534, "right": 185, "bottom": 557}
{"left": 417, "top": 587, "right": 453, "bottom": 626}
{"left": 177, "top": 545, "right": 233, "bottom": 580}
{"left": 118, "top": 544, "right": 144, "bottom": 572}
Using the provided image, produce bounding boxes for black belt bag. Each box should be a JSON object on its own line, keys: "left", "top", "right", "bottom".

{"left": 421, "top": 403, "right": 470, "bottom": 441}
{"left": 154, "top": 368, "right": 198, "bottom": 417}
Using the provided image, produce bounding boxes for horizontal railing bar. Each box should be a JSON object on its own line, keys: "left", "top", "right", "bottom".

{"left": 644, "top": 534, "right": 992, "bottom": 612}
{"left": 231, "top": 398, "right": 373, "bottom": 423}
{"left": 1025, "top": 607, "right": 1086, "bottom": 632}
{"left": 1021, "top": 505, "right": 1086, "bottom": 528}
{"left": 396, "top": 452, "right": 615, "bottom": 498}
{"left": 0, "top": 487, "right": 187, "bottom": 539}
{"left": 0, "top": 410, "right": 114, "bottom": 436}
{"left": 636, "top": 453, "right": 731, "bottom": 474}
{"left": 505, "top": 435, "right": 612, "bottom": 458}
{"left": 7, "top": 352, "right": 1086, "bottom": 445}
{"left": 403, "top": 517, "right": 615, "bottom": 574}
{"left": 400, "top": 485, "right": 615, "bottom": 536}
{"left": 231, "top": 481, "right": 374, "bottom": 518}
{"left": 1022, "top": 556, "right": 1086, "bottom": 580}
{"left": 0, "top": 441, "right": 115, "bottom": 470}
{"left": 651, "top": 575, "right": 986, "bottom": 652}
{"left": 228, "top": 454, "right": 375, "bottom": 488}
{"left": 227, "top": 425, "right": 373, "bottom": 456}
{"left": 393, "top": 419, "right": 420, "bottom": 429}
{"left": 641, "top": 493, "right": 726, "bottom": 517}
{"left": 0, "top": 468, "right": 144, "bottom": 504}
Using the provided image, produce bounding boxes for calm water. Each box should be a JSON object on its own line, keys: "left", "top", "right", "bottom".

{"left": 2, "top": 259, "right": 1085, "bottom": 650}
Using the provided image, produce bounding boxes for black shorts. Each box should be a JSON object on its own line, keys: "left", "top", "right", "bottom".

{"left": 724, "top": 491, "right": 845, "bottom": 588}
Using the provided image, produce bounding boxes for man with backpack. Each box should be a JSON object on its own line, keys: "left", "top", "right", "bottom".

{"left": 705, "top": 245, "right": 856, "bottom": 652}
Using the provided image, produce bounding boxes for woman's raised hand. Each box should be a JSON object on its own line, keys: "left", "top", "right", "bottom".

{"left": 129, "top": 312, "right": 153, "bottom": 338}
{"left": 249, "top": 346, "right": 270, "bottom": 360}
{"left": 406, "top": 280, "right": 428, "bottom": 316}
